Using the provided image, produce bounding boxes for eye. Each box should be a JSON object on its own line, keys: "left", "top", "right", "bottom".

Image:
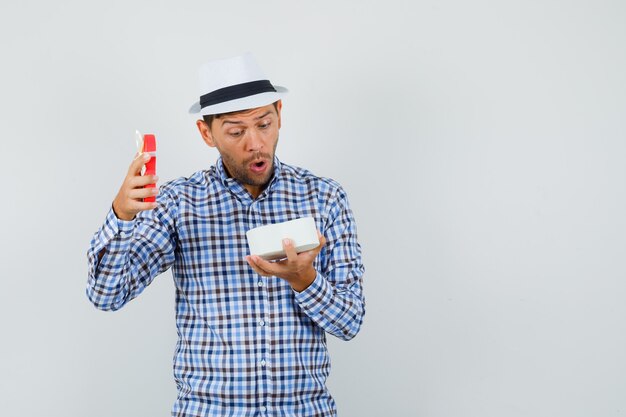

{"left": 258, "top": 121, "right": 271, "bottom": 129}
{"left": 228, "top": 129, "right": 244, "bottom": 138}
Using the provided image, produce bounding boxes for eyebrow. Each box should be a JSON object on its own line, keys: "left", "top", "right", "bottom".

{"left": 221, "top": 111, "right": 273, "bottom": 126}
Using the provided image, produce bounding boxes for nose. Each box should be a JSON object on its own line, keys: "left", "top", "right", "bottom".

{"left": 245, "top": 129, "right": 264, "bottom": 152}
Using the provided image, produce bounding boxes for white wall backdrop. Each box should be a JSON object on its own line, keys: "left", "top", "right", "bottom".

{"left": 1, "top": 1, "right": 625, "bottom": 416}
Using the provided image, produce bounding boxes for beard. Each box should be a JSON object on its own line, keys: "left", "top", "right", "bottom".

{"left": 219, "top": 135, "right": 279, "bottom": 188}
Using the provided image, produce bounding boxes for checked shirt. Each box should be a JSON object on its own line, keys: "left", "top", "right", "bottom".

{"left": 86, "top": 157, "right": 365, "bottom": 417}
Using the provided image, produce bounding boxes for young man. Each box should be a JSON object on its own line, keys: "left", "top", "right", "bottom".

{"left": 86, "top": 53, "right": 365, "bottom": 417}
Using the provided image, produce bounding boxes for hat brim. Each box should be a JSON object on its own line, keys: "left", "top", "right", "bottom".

{"left": 189, "top": 86, "right": 288, "bottom": 117}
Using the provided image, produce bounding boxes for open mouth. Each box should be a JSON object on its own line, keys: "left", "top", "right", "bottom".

{"left": 250, "top": 159, "right": 268, "bottom": 173}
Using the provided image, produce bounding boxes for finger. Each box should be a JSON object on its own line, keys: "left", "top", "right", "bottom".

{"left": 128, "top": 175, "right": 159, "bottom": 188}
{"left": 251, "top": 255, "right": 275, "bottom": 274}
{"left": 246, "top": 255, "right": 272, "bottom": 276}
{"left": 253, "top": 255, "right": 281, "bottom": 276}
{"left": 299, "top": 232, "right": 326, "bottom": 259}
{"left": 128, "top": 153, "right": 151, "bottom": 176}
{"left": 315, "top": 232, "right": 327, "bottom": 252}
{"left": 282, "top": 238, "right": 298, "bottom": 262}
{"left": 127, "top": 187, "right": 159, "bottom": 200}
{"left": 127, "top": 200, "right": 158, "bottom": 212}
{"left": 313, "top": 230, "right": 326, "bottom": 248}
{"left": 245, "top": 256, "right": 264, "bottom": 275}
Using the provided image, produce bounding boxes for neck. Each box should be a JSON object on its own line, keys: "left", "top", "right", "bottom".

{"left": 244, "top": 184, "right": 265, "bottom": 199}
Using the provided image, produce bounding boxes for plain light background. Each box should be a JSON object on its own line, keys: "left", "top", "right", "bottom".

{"left": 1, "top": 1, "right": 625, "bottom": 416}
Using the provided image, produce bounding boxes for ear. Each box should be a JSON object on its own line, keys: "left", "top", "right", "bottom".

{"left": 275, "top": 100, "right": 283, "bottom": 129}
{"left": 196, "top": 119, "right": 216, "bottom": 148}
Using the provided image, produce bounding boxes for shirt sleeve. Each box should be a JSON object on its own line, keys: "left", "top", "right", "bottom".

{"left": 294, "top": 185, "right": 365, "bottom": 341}
{"left": 85, "top": 186, "right": 178, "bottom": 311}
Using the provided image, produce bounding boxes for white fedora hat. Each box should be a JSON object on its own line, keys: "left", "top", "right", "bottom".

{"left": 189, "top": 53, "right": 288, "bottom": 117}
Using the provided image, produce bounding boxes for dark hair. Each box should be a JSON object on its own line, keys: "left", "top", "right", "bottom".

{"left": 203, "top": 101, "right": 280, "bottom": 130}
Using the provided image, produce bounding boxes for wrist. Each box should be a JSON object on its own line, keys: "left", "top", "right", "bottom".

{"left": 290, "top": 268, "right": 317, "bottom": 292}
{"left": 112, "top": 202, "right": 135, "bottom": 221}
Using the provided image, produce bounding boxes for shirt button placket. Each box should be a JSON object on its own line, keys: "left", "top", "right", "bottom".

{"left": 249, "top": 200, "right": 271, "bottom": 413}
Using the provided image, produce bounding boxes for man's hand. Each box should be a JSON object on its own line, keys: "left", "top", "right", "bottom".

{"left": 246, "top": 232, "right": 326, "bottom": 292}
{"left": 112, "top": 153, "right": 159, "bottom": 221}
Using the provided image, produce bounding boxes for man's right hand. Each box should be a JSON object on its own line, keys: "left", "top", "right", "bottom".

{"left": 112, "top": 153, "right": 159, "bottom": 221}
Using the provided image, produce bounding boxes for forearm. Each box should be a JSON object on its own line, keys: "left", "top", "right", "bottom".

{"left": 86, "top": 209, "right": 142, "bottom": 311}
{"left": 86, "top": 199, "right": 176, "bottom": 311}
{"left": 294, "top": 268, "right": 365, "bottom": 340}
{"left": 293, "top": 185, "right": 366, "bottom": 340}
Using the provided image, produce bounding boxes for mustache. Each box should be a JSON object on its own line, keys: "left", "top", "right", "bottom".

{"left": 245, "top": 152, "right": 273, "bottom": 164}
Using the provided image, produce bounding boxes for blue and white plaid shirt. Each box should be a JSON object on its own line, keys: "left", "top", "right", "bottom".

{"left": 86, "top": 157, "right": 365, "bottom": 417}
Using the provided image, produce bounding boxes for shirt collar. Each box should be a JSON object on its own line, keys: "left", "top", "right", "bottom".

{"left": 215, "top": 156, "right": 283, "bottom": 201}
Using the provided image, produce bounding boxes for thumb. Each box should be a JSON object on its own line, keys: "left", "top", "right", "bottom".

{"left": 128, "top": 152, "right": 150, "bottom": 176}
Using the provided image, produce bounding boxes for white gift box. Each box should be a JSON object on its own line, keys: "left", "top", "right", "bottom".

{"left": 246, "top": 217, "right": 319, "bottom": 260}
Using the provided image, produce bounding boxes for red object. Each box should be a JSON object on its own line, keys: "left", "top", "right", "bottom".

{"left": 142, "top": 134, "right": 157, "bottom": 202}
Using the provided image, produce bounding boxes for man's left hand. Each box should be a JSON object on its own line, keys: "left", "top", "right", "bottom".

{"left": 246, "top": 231, "right": 326, "bottom": 292}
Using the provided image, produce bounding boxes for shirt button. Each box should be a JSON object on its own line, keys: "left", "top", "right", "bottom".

{"left": 257, "top": 280, "right": 263, "bottom": 287}
{"left": 260, "top": 406, "right": 267, "bottom": 412}
{"left": 259, "top": 320, "right": 265, "bottom": 326}
{"left": 260, "top": 359, "right": 266, "bottom": 367}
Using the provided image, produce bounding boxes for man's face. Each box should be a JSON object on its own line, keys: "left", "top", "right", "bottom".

{"left": 197, "top": 101, "right": 282, "bottom": 197}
